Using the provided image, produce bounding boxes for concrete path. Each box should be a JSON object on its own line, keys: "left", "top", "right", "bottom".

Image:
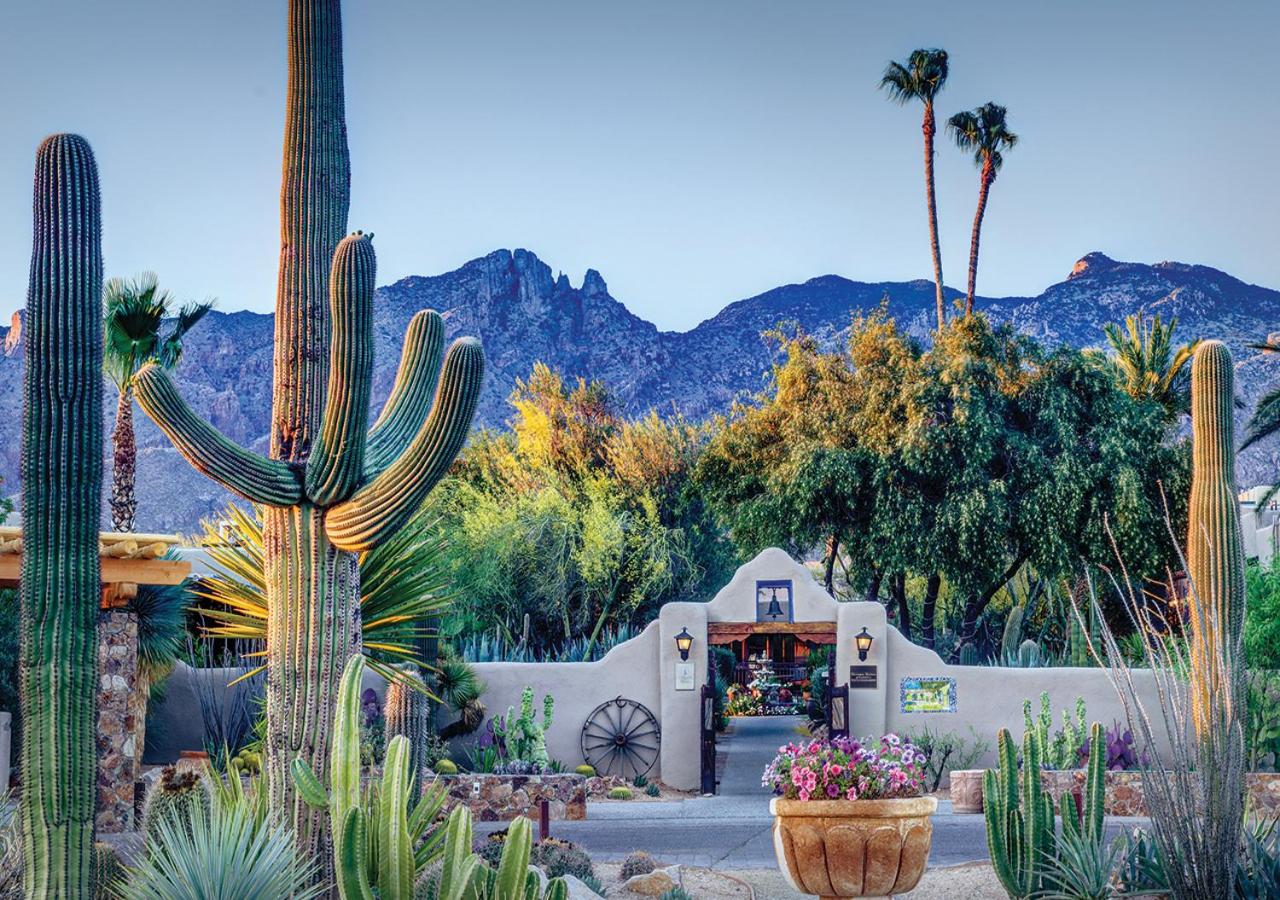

{"left": 491, "top": 716, "right": 1148, "bottom": 869}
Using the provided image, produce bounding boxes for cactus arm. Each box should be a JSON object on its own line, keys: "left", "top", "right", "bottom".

{"left": 330, "top": 656, "right": 366, "bottom": 830}
{"left": 326, "top": 337, "right": 484, "bottom": 551}
{"left": 1059, "top": 790, "right": 1079, "bottom": 841}
{"left": 545, "top": 879, "right": 569, "bottom": 900}
{"left": 20, "top": 132, "right": 102, "bottom": 900}
{"left": 496, "top": 817, "right": 533, "bottom": 897}
{"left": 290, "top": 759, "right": 331, "bottom": 809}
{"left": 378, "top": 736, "right": 415, "bottom": 900}
{"left": 439, "top": 806, "right": 477, "bottom": 900}
{"left": 305, "top": 233, "right": 376, "bottom": 505}
{"left": 337, "top": 807, "right": 377, "bottom": 900}
{"left": 983, "top": 769, "right": 1018, "bottom": 894}
{"left": 133, "top": 364, "right": 303, "bottom": 505}
{"left": 364, "top": 310, "right": 445, "bottom": 479}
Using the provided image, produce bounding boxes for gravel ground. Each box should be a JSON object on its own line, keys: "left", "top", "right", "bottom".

{"left": 596, "top": 861, "right": 1004, "bottom": 898}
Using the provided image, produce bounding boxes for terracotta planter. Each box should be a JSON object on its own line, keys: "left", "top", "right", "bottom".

{"left": 771, "top": 795, "right": 938, "bottom": 899}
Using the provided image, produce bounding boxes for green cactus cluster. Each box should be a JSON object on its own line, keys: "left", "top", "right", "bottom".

{"left": 1022, "top": 693, "right": 1088, "bottom": 770}
{"left": 19, "top": 132, "right": 104, "bottom": 899}
{"left": 984, "top": 721, "right": 1105, "bottom": 898}
{"left": 291, "top": 655, "right": 449, "bottom": 899}
{"left": 417, "top": 809, "right": 569, "bottom": 900}
{"left": 133, "top": 0, "right": 486, "bottom": 861}
{"left": 1185, "top": 339, "right": 1247, "bottom": 737}
{"left": 385, "top": 664, "right": 434, "bottom": 796}
{"left": 496, "top": 686, "right": 555, "bottom": 768}
{"left": 142, "top": 767, "right": 212, "bottom": 852}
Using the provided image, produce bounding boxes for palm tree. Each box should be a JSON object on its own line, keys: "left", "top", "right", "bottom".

{"left": 880, "top": 48, "right": 950, "bottom": 330}
{"left": 1242, "top": 339, "right": 1280, "bottom": 452}
{"left": 1098, "top": 310, "right": 1199, "bottom": 419}
{"left": 103, "top": 274, "right": 213, "bottom": 531}
{"left": 948, "top": 103, "right": 1018, "bottom": 315}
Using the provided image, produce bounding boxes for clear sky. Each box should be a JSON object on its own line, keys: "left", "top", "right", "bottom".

{"left": 0, "top": 1, "right": 1276, "bottom": 329}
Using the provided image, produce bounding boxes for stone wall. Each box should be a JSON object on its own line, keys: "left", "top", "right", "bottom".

{"left": 950, "top": 768, "right": 1280, "bottom": 818}
{"left": 95, "top": 609, "right": 138, "bottom": 833}
{"left": 438, "top": 773, "right": 587, "bottom": 822}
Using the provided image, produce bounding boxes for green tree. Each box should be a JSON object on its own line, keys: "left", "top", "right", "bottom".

{"left": 103, "top": 273, "right": 212, "bottom": 531}
{"left": 1097, "top": 310, "right": 1198, "bottom": 419}
{"left": 1241, "top": 338, "right": 1280, "bottom": 505}
{"left": 947, "top": 103, "right": 1018, "bottom": 315}
{"left": 880, "top": 48, "right": 950, "bottom": 330}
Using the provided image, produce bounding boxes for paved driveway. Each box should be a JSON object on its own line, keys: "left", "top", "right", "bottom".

{"left": 494, "top": 716, "right": 1147, "bottom": 869}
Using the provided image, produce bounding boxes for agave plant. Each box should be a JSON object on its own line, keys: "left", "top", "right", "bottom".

{"left": 194, "top": 503, "right": 451, "bottom": 684}
{"left": 118, "top": 795, "right": 323, "bottom": 900}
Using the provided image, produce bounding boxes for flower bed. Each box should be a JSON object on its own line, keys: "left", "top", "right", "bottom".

{"left": 437, "top": 772, "right": 587, "bottom": 821}
{"left": 951, "top": 768, "right": 1280, "bottom": 817}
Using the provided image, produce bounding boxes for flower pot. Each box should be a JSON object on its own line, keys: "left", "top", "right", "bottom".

{"left": 770, "top": 796, "right": 937, "bottom": 899}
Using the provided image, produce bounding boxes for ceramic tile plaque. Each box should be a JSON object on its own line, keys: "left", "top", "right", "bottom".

{"left": 899, "top": 676, "right": 957, "bottom": 713}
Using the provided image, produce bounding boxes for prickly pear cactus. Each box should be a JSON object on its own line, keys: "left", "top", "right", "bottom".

{"left": 19, "top": 133, "right": 103, "bottom": 900}
{"left": 1185, "top": 339, "right": 1247, "bottom": 737}
{"left": 133, "top": 0, "right": 485, "bottom": 863}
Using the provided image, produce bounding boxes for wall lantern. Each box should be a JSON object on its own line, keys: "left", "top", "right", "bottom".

{"left": 674, "top": 627, "right": 694, "bottom": 661}
{"left": 855, "top": 627, "right": 874, "bottom": 662}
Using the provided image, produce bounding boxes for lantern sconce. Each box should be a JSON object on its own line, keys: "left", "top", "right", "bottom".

{"left": 674, "top": 626, "right": 694, "bottom": 661}
{"left": 855, "top": 627, "right": 874, "bottom": 662}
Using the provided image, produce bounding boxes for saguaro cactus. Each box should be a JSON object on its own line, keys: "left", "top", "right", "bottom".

{"left": 134, "top": 0, "right": 485, "bottom": 859}
{"left": 20, "top": 133, "right": 104, "bottom": 899}
{"left": 384, "top": 665, "right": 433, "bottom": 796}
{"left": 1185, "top": 340, "right": 1246, "bottom": 737}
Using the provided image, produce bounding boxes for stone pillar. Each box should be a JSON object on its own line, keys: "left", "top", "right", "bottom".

{"left": 95, "top": 609, "right": 139, "bottom": 833}
{"left": 836, "top": 601, "right": 888, "bottom": 739}
{"left": 657, "top": 602, "right": 708, "bottom": 791}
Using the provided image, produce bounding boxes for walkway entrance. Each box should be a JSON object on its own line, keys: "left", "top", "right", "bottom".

{"left": 717, "top": 715, "right": 804, "bottom": 796}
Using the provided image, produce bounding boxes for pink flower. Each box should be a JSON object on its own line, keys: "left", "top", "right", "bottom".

{"left": 845, "top": 786, "right": 859, "bottom": 801}
{"left": 798, "top": 788, "right": 811, "bottom": 801}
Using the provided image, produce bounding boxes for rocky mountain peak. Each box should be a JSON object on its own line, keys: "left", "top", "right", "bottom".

{"left": 582, "top": 268, "right": 608, "bottom": 298}
{"left": 1069, "top": 252, "right": 1119, "bottom": 280}
{"left": 4, "top": 311, "right": 22, "bottom": 357}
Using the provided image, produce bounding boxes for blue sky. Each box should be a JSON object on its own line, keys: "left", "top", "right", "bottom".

{"left": 0, "top": 1, "right": 1276, "bottom": 329}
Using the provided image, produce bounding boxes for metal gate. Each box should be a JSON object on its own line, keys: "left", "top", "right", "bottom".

{"left": 700, "top": 660, "right": 718, "bottom": 794}
{"left": 826, "top": 660, "right": 849, "bottom": 739}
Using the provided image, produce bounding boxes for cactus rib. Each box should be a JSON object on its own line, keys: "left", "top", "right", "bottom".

{"left": 364, "top": 309, "right": 445, "bottom": 478}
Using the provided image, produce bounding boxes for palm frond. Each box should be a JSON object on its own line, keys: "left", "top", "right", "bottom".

{"left": 879, "top": 48, "right": 948, "bottom": 104}
{"left": 157, "top": 299, "right": 216, "bottom": 370}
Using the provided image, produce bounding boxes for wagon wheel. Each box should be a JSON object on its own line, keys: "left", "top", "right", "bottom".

{"left": 580, "top": 697, "right": 661, "bottom": 779}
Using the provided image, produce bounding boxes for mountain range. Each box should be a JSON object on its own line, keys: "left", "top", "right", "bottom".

{"left": 1, "top": 248, "right": 1277, "bottom": 533}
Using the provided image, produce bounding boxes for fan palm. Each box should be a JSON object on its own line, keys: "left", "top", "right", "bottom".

{"left": 1098, "top": 310, "right": 1199, "bottom": 418}
{"left": 194, "top": 503, "right": 454, "bottom": 688}
{"left": 104, "top": 273, "right": 213, "bottom": 531}
{"left": 947, "top": 103, "right": 1018, "bottom": 315}
{"left": 1243, "top": 339, "right": 1280, "bottom": 453}
{"left": 880, "top": 48, "right": 950, "bottom": 330}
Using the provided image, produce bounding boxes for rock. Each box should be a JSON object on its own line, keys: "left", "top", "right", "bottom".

{"left": 560, "top": 874, "right": 605, "bottom": 898}
{"left": 622, "top": 864, "right": 680, "bottom": 895}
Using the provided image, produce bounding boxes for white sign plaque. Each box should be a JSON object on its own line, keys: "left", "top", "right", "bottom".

{"left": 674, "top": 662, "right": 696, "bottom": 691}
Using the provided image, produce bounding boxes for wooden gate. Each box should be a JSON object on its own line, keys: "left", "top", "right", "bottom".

{"left": 700, "top": 661, "right": 718, "bottom": 795}
{"left": 826, "top": 660, "right": 849, "bottom": 739}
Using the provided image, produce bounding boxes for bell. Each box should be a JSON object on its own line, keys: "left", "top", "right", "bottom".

{"left": 766, "top": 592, "right": 784, "bottom": 620}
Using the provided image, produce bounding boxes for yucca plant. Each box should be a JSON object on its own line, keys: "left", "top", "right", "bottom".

{"left": 290, "top": 655, "right": 448, "bottom": 899}
{"left": 118, "top": 796, "right": 323, "bottom": 900}
{"left": 194, "top": 503, "right": 452, "bottom": 685}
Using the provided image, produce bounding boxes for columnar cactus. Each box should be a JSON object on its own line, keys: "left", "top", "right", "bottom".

{"left": 495, "top": 686, "right": 555, "bottom": 767}
{"left": 133, "top": 0, "right": 485, "bottom": 860}
{"left": 384, "top": 664, "right": 432, "bottom": 795}
{"left": 1185, "top": 339, "right": 1247, "bottom": 737}
{"left": 984, "top": 721, "right": 1106, "bottom": 898}
{"left": 20, "top": 133, "right": 103, "bottom": 899}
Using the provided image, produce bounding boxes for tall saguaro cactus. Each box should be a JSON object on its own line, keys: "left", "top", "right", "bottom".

{"left": 1185, "top": 339, "right": 1246, "bottom": 737}
{"left": 20, "top": 133, "right": 104, "bottom": 898}
{"left": 134, "top": 0, "right": 485, "bottom": 859}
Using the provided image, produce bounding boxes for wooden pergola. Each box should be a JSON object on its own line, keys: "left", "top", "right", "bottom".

{"left": 0, "top": 526, "right": 190, "bottom": 601}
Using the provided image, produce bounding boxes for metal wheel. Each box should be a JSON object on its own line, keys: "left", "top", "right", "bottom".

{"left": 579, "top": 696, "right": 661, "bottom": 779}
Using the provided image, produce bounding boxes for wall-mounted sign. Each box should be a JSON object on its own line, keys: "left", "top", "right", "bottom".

{"left": 756, "top": 579, "right": 793, "bottom": 623}
{"left": 849, "top": 665, "right": 877, "bottom": 689}
{"left": 674, "top": 662, "right": 696, "bottom": 691}
{"left": 900, "top": 676, "right": 957, "bottom": 713}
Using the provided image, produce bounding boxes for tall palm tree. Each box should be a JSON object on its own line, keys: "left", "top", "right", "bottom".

{"left": 1243, "top": 339, "right": 1280, "bottom": 452}
{"left": 104, "top": 273, "right": 213, "bottom": 531}
{"left": 948, "top": 102, "right": 1018, "bottom": 315}
{"left": 880, "top": 48, "right": 950, "bottom": 330}
{"left": 1098, "top": 310, "right": 1199, "bottom": 419}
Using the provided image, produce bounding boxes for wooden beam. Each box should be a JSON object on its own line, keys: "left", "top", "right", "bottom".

{"left": 0, "top": 554, "right": 190, "bottom": 587}
{"left": 708, "top": 621, "right": 836, "bottom": 637}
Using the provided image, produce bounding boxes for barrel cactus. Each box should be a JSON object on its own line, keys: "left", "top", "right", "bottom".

{"left": 19, "top": 133, "right": 103, "bottom": 899}
{"left": 385, "top": 665, "right": 433, "bottom": 795}
{"left": 91, "top": 843, "right": 124, "bottom": 899}
{"left": 142, "top": 767, "right": 212, "bottom": 851}
{"left": 1185, "top": 339, "right": 1247, "bottom": 737}
{"left": 133, "top": 0, "right": 485, "bottom": 859}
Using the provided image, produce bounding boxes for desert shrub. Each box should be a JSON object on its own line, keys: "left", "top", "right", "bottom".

{"left": 619, "top": 851, "right": 656, "bottom": 879}
{"left": 531, "top": 837, "right": 594, "bottom": 881}
{"left": 1246, "top": 560, "right": 1280, "bottom": 669}
{"left": 1247, "top": 672, "right": 1280, "bottom": 771}
{"left": 906, "top": 726, "right": 990, "bottom": 791}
